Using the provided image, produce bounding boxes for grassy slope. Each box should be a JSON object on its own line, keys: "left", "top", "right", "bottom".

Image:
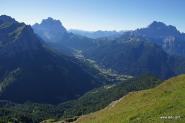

{"left": 77, "top": 74, "right": 185, "bottom": 123}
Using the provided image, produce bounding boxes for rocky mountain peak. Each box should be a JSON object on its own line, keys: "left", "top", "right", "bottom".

{"left": 0, "top": 15, "right": 17, "bottom": 24}
{"left": 32, "top": 17, "right": 68, "bottom": 42}
{"left": 34, "top": 17, "right": 66, "bottom": 32}
{"left": 148, "top": 21, "right": 179, "bottom": 35}
{"left": 149, "top": 21, "right": 166, "bottom": 28}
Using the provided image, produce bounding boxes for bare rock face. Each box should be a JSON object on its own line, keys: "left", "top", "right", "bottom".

{"left": 32, "top": 17, "right": 68, "bottom": 43}
{"left": 163, "top": 36, "right": 176, "bottom": 49}
{"left": 134, "top": 21, "right": 185, "bottom": 57}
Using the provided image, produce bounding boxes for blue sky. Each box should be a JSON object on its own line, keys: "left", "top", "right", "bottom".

{"left": 0, "top": 0, "right": 185, "bottom": 32}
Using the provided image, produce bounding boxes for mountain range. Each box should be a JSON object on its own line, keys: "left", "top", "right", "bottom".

{"left": 84, "top": 33, "right": 185, "bottom": 79}
{"left": 133, "top": 21, "right": 185, "bottom": 57}
{"left": 69, "top": 29, "right": 124, "bottom": 39}
{"left": 0, "top": 15, "right": 103, "bottom": 104}
{"left": 32, "top": 18, "right": 96, "bottom": 56}
{"left": 0, "top": 15, "right": 185, "bottom": 123}
{"left": 32, "top": 17, "right": 185, "bottom": 79}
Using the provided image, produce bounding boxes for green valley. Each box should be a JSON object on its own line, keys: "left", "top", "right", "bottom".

{"left": 76, "top": 74, "right": 185, "bottom": 123}
{"left": 0, "top": 75, "right": 160, "bottom": 123}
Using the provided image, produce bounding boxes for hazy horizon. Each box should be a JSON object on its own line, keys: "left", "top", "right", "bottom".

{"left": 0, "top": 0, "right": 185, "bottom": 32}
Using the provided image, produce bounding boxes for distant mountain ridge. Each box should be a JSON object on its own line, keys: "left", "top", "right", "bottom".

{"left": 136, "top": 21, "right": 181, "bottom": 39}
{"left": 133, "top": 21, "right": 185, "bottom": 57}
{"left": 70, "top": 21, "right": 185, "bottom": 57}
{"left": 69, "top": 29, "right": 124, "bottom": 39}
{"left": 33, "top": 17, "right": 68, "bottom": 43}
{"left": 33, "top": 18, "right": 185, "bottom": 58}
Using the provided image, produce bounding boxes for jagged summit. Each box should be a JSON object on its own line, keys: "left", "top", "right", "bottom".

{"left": 40, "top": 17, "right": 64, "bottom": 28}
{"left": 149, "top": 21, "right": 167, "bottom": 28}
{"left": 32, "top": 17, "right": 67, "bottom": 42}
{"left": 134, "top": 21, "right": 181, "bottom": 39}
{"left": 146, "top": 21, "right": 179, "bottom": 36}
{"left": 0, "top": 15, "right": 17, "bottom": 24}
{"left": 33, "top": 17, "right": 66, "bottom": 31}
{"left": 148, "top": 21, "right": 178, "bottom": 33}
